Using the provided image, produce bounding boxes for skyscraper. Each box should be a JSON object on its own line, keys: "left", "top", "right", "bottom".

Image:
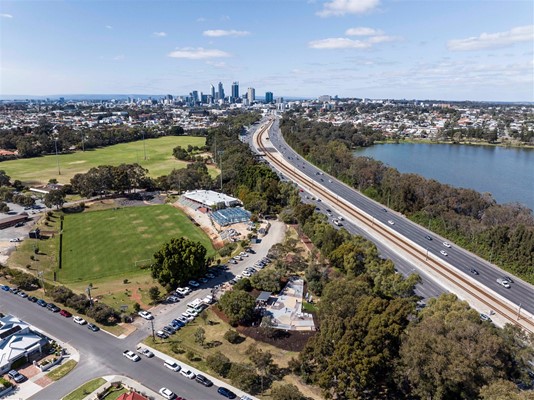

{"left": 265, "top": 92, "right": 273, "bottom": 104}
{"left": 210, "top": 84, "right": 215, "bottom": 100}
{"left": 247, "top": 87, "right": 255, "bottom": 103}
{"left": 231, "top": 81, "right": 239, "bottom": 102}
{"left": 218, "top": 82, "right": 225, "bottom": 101}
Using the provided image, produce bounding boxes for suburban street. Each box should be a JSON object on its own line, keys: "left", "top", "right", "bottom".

{"left": 251, "top": 117, "right": 534, "bottom": 317}
{"left": 1, "top": 221, "right": 285, "bottom": 399}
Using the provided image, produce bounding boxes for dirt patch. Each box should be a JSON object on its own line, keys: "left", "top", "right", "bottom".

{"left": 173, "top": 202, "right": 224, "bottom": 249}
{"left": 211, "top": 306, "right": 315, "bottom": 352}
{"left": 130, "top": 287, "right": 148, "bottom": 309}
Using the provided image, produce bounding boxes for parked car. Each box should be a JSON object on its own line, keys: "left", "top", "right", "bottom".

{"left": 17, "top": 291, "right": 28, "bottom": 298}
{"left": 162, "top": 326, "right": 175, "bottom": 335}
{"left": 27, "top": 296, "right": 37, "bottom": 302}
{"left": 1, "top": 285, "right": 9, "bottom": 291}
{"left": 172, "top": 319, "right": 186, "bottom": 328}
{"left": 37, "top": 299, "right": 48, "bottom": 307}
{"left": 195, "top": 374, "right": 213, "bottom": 387}
{"left": 59, "top": 309, "right": 72, "bottom": 317}
{"left": 205, "top": 273, "right": 215, "bottom": 279}
{"left": 137, "top": 347, "right": 154, "bottom": 358}
{"left": 46, "top": 303, "right": 60, "bottom": 312}
{"left": 7, "top": 370, "right": 25, "bottom": 383}
{"left": 9, "top": 287, "right": 19, "bottom": 295}
{"left": 9, "top": 238, "right": 21, "bottom": 243}
{"left": 480, "top": 313, "right": 492, "bottom": 322}
{"left": 123, "top": 350, "right": 141, "bottom": 362}
{"left": 159, "top": 388, "right": 177, "bottom": 400}
{"left": 188, "top": 280, "right": 200, "bottom": 288}
{"left": 181, "top": 313, "right": 194, "bottom": 322}
{"left": 217, "top": 387, "right": 237, "bottom": 399}
{"left": 73, "top": 316, "right": 86, "bottom": 325}
{"left": 180, "top": 368, "right": 196, "bottom": 379}
{"left": 198, "top": 277, "right": 208, "bottom": 284}
{"left": 164, "top": 360, "right": 181, "bottom": 372}
{"left": 176, "top": 316, "right": 189, "bottom": 325}
{"left": 87, "top": 323, "right": 100, "bottom": 332}
{"left": 167, "top": 296, "right": 180, "bottom": 303}
{"left": 138, "top": 311, "right": 154, "bottom": 320}
{"left": 156, "top": 330, "right": 169, "bottom": 339}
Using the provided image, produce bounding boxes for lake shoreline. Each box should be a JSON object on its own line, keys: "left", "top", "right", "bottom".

{"left": 373, "top": 138, "right": 534, "bottom": 149}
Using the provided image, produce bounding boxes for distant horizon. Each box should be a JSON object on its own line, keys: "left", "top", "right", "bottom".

{"left": 1, "top": 93, "right": 533, "bottom": 105}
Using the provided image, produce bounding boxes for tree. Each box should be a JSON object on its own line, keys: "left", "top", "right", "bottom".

{"left": 194, "top": 327, "right": 206, "bottom": 347}
{"left": 250, "top": 269, "right": 283, "bottom": 292}
{"left": 479, "top": 379, "right": 533, "bottom": 400}
{"left": 0, "top": 202, "right": 9, "bottom": 213}
{"left": 0, "top": 170, "right": 10, "bottom": 187}
{"left": 247, "top": 343, "right": 275, "bottom": 393}
{"left": 148, "top": 286, "right": 160, "bottom": 304}
{"left": 228, "top": 363, "right": 261, "bottom": 394}
{"left": 271, "top": 384, "right": 307, "bottom": 400}
{"left": 151, "top": 237, "right": 207, "bottom": 288}
{"left": 218, "top": 289, "right": 256, "bottom": 325}
{"left": 397, "top": 294, "right": 511, "bottom": 400}
{"left": 206, "top": 351, "right": 232, "bottom": 377}
{"left": 44, "top": 189, "right": 66, "bottom": 209}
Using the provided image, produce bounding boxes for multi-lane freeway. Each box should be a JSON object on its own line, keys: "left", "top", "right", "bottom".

{"left": 250, "top": 116, "right": 534, "bottom": 330}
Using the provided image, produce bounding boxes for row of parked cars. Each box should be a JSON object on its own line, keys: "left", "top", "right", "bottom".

{"left": 1, "top": 285, "right": 100, "bottom": 331}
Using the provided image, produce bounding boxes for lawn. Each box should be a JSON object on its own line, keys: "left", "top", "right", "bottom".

{"left": 63, "top": 377, "right": 106, "bottom": 400}
{"left": 47, "top": 359, "right": 78, "bottom": 381}
{"left": 59, "top": 204, "right": 216, "bottom": 284}
{"left": 0, "top": 136, "right": 216, "bottom": 186}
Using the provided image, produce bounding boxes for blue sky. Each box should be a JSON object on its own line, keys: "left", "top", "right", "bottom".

{"left": 1, "top": 0, "right": 533, "bottom": 101}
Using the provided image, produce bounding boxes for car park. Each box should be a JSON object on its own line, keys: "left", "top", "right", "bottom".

{"left": 217, "top": 387, "right": 237, "bottom": 399}
{"left": 159, "top": 387, "right": 177, "bottom": 400}
{"left": 87, "top": 323, "right": 100, "bottom": 332}
{"left": 156, "top": 330, "right": 169, "bottom": 339}
{"left": 180, "top": 368, "right": 196, "bottom": 379}
{"left": 59, "top": 309, "right": 72, "bottom": 317}
{"left": 164, "top": 360, "right": 181, "bottom": 371}
{"left": 7, "top": 370, "right": 25, "bottom": 383}
{"left": 137, "top": 347, "right": 154, "bottom": 358}
{"left": 138, "top": 311, "right": 154, "bottom": 320}
{"left": 123, "top": 350, "right": 141, "bottom": 362}
{"left": 37, "top": 299, "right": 47, "bottom": 307}
{"left": 443, "top": 242, "right": 451, "bottom": 248}
{"left": 440, "top": 250, "right": 448, "bottom": 256}
{"left": 73, "top": 316, "right": 86, "bottom": 325}
{"left": 195, "top": 373, "right": 213, "bottom": 387}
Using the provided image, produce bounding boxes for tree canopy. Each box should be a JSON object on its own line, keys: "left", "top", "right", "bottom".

{"left": 151, "top": 237, "right": 207, "bottom": 288}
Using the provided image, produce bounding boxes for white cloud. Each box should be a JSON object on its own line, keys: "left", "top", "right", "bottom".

{"left": 203, "top": 29, "right": 250, "bottom": 37}
{"left": 105, "top": 25, "right": 113, "bottom": 30}
{"left": 309, "top": 37, "right": 370, "bottom": 49}
{"left": 309, "top": 34, "right": 397, "bottom": 49}
{"left": 206, "top": 61, "right": 227, "bottom": 68}
{"left": 168, "top": 47, "right": 230, "bottom": 59}
{"left": 153, "top": 32, "right": 167, "bottom": 37}
{"left": 0, "top": 13, "right": 13, "bottom": 18}
{"left": 317, "top": 0, "right": 380, "bottom": 17}
{"left": 448, "top": 25, "right": 534, "bottom": 51}
{"left": 345, "top": 27, "right": 382, "bottom": 36}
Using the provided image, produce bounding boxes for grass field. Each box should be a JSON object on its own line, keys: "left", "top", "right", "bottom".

{"left": 63, "top": 377, "right": 106, "bottom": 400}
{"left": 0, "top": 136, "right": 215, "bottom": 186}
{"left": 60, "top": 204, "right": 216, "bottom": 284}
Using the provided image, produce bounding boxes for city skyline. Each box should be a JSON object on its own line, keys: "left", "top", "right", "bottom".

{"left": 1, "top": 0, "right": 533, "bottom": 101}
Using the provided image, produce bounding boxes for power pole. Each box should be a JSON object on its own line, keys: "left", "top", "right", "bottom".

{"left": 54, "top": 138, "right": 61, "bottom": 175}
{"left": 150, "top": 318, "right": 156, "bottom": 341}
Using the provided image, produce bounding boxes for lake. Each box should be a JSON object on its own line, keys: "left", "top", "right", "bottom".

{"left": 353, "top": 143, "right": 534, "bottom": 211}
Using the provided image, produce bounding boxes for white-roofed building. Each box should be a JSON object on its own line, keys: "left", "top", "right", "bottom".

{"left": 0, "top": 315, "right": 48, "bottom": 374}
{"left": 181, "top": 190, "right": 241, "bottom": 210}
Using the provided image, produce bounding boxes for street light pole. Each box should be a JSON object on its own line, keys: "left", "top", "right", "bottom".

{"left": 54, "top": 138, "right": 61, "bottom": 175}
{"left": 517, "top": 303, "right": 522, "bottom": 320}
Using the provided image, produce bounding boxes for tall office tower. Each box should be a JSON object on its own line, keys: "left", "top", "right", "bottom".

{"left": 191, "top": 90, "right": 199, "bottom": 103}
{"left": 210, "top": 84, "right": 216, "bottom": 100}
{"left": 218, "top": 82, "right": 225, "bottom": 101}
{"left": 265, "top": 92, "right": 273, "bottom": 104}
{"left": 247, "top": 87, "right": 255, "bottom": 103}
{"left": 231, "top": 81, "right": 239, "bottom": 102}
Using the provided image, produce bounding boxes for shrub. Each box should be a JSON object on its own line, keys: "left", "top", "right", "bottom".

{"left": 224, "top": 329, "right": 242, "bottom": 344}
{"left": 206, "top": 351, "right": 232, "bottom": 377}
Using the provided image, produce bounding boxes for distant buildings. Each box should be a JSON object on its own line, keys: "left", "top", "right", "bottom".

{"left": 247, "top": 87, "right": 255, "bottom": 103}
{"left": 231, "top": 81, "right": 239, "bottom": 103}
{"left": 265, "top": 92, "right": 273, "bottom": 104}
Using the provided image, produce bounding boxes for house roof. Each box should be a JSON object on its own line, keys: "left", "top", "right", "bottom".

{"left": 116, "top": 391, "right": 149, "bottom": 400}
{"left": 256, "top": 291, "right": 272, "bottom": 302}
